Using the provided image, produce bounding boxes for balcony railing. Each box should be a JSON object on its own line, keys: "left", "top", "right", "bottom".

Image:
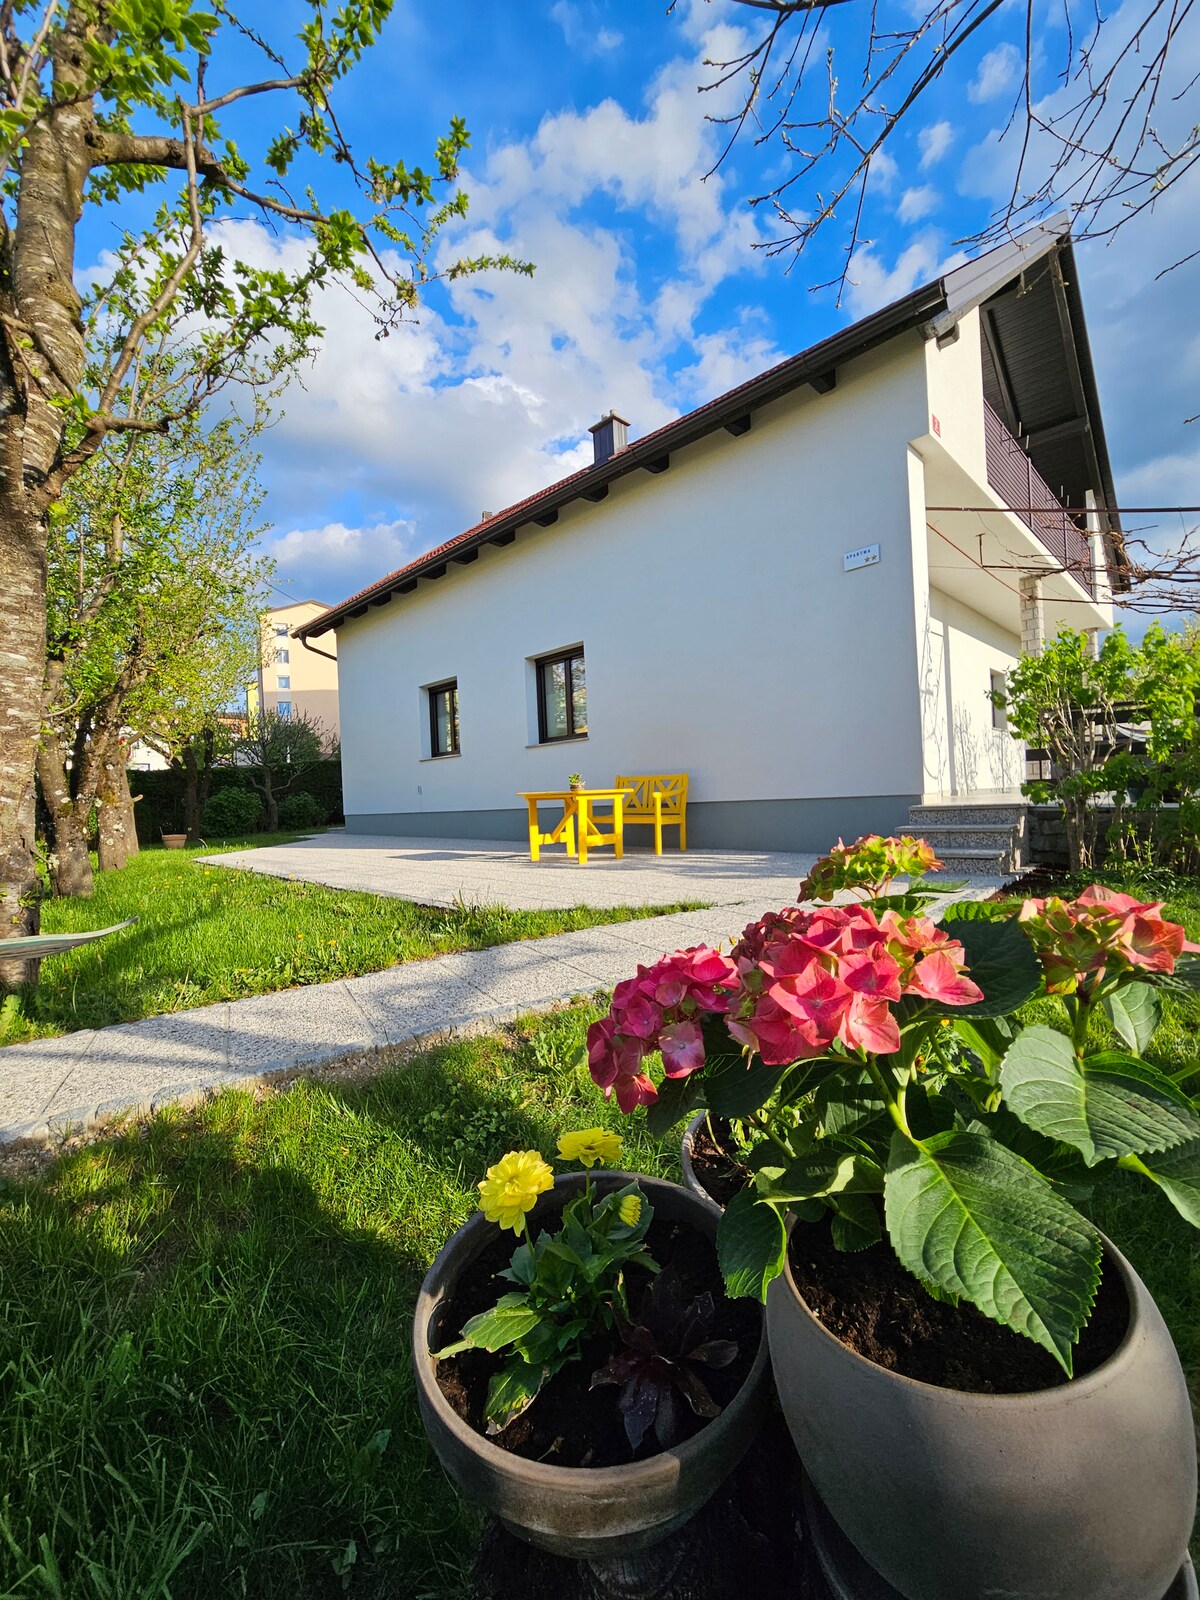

{"left": 983, "top": 400, "right": 1095, "bottom": 598}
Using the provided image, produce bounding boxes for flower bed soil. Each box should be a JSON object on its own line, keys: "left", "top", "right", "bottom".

{"left": 788, "top": 1207, "right": 1129, "bottom": 1394}
{"left": 436, "top": 1214, "right": 761, "bottom": 1467}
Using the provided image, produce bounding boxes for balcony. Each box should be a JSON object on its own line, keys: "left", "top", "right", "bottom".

{"left": 983, "top": 401, "right": 1095, "bottom": 597}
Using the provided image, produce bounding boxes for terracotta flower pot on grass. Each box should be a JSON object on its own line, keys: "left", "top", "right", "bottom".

{"left": 413, "top": 1171, "right": 771, "bottom": 1562}
{"left": 160, "top": 832, "right": 188, "bottom": 849}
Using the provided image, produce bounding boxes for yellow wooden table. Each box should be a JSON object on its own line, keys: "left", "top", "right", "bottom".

{"left": 518, "top": 789, "right": 627, "bottom": 865}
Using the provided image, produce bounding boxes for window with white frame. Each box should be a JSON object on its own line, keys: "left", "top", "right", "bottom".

{"left": 277, "top": 675, "right": 290, "bottom": 690}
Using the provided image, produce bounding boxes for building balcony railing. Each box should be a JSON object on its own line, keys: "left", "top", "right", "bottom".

{"left": 983, "top": 400, "right": 1096, "bottom": 598}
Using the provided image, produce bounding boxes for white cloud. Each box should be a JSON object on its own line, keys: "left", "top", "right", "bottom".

{"left": 897, "top": 185, "right": 939, "bottom": 223}
{"left": 549, "top": 1, "right": 622, "bottom": 57}
{"left": 260, "top": 519, "right": 420, "bottom": 603}
{"left": 844, "top": 231, "right": 967, "bottom": 317}
{"left": 869, "top": 148, "right": 900, "bottom": 191}
{"left": 969, "top": 42, "right": 1020, "bottom": 103}
{"left": 918, "top": 120, "right": 954, "bottom": 169}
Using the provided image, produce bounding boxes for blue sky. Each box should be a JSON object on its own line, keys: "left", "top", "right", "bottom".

{"left": 79, "top": 0, "right": 1199, "bottom": 625}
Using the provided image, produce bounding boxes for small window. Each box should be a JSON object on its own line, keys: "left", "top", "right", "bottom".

{"left": 537, "top": 649, "right": 587, "bottom": 743}
{"left": 990, "top": 669, "right": 1008, "bottom": 731}
{"left": 277, "top": 701, "right": 292, "bottom": 719}
{"left": 274, "top": 624, "right": 289, "bottom": 636}
{"left": 428, "top": 680, "right": 460, "bottom": 757}
{"left": 277, "top": 648, "right": 290, "bottom": 665}
{"left": 277, "top": 675, "right": 290, "bottom": 690}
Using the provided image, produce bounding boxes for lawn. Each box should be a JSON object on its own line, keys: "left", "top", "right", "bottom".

{"left": 2, "top": 836, "right": 697, "bottom": 1045}
{"left": 0, "top": 870, "right": 1196, "bottom": 1598}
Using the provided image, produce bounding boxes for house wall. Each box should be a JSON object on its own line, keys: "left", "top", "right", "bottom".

{"left": 336, "top": 334, "right": 936, "bottom": 851}
{"left": 930, "top": 589, "right": 1023, "bottom": 794}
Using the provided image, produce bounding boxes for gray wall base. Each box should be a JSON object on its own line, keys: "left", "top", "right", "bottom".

{"left": 345, "top": 795, "right": 919, "bottom": 854}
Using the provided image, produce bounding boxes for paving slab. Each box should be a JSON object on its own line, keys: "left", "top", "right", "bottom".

{"left": 201, "top": 832, "right": 821, "bottom": 912}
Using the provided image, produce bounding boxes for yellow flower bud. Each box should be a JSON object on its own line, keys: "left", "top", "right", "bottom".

{"left": 617, "top": 1194, "right": 642, "bottom": 1227}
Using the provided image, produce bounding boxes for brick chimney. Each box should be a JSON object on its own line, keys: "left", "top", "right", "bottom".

{"left": 588, "top": 411, "right": 629, "bottom": 466}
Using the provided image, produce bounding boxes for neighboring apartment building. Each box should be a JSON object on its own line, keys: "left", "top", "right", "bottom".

{"left": 296, "top": 223, "right": 1122, "bottom": 852}
{"left": 254, "top": 600, "right": 340, "bottom": 741}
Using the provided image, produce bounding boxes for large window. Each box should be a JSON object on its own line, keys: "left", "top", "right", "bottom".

{"left": 429, "top": 680, "right": 460, "bottom": 757}
{"left": 537, "top": 649, "right": 587, "bottom": 743}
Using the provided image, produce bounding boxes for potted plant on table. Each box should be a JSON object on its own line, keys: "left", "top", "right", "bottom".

{"left": 413, "top": 1128, "right": 769, "bottom": 1569}
{"left": 584, "top": 835, "right": 1200, "bottom": 1600}
{"left": 568, "top": 772, "right": 585, "bottom": 793}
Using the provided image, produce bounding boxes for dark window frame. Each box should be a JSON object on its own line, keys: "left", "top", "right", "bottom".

{"left": 536, "top": 648, "right": 587, "bottom": 744}
{"left": 428, "top": 679, "right": 460, "bottom": 757}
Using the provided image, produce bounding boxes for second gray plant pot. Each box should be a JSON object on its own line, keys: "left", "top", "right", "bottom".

{"left": 768, "top": 1224, "right": 1197, "bottom": 1600}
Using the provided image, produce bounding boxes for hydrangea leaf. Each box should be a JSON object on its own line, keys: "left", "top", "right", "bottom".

{"left": 645, "top": 1072, "right": 704, "bottom": 1139}
{"left": 716, "top": 1188, "right": 787, "bottom": 1302}
{"left": 884, "top": 1129, "right": 1101, "bottom": 1373}
{"left": 1134, "top": 1138, "right": 1200, "bottom": 1228}
{"left": 1101, "top": 983, "right": 1162, "bottom": 1056}
{"left": 1000, "top": 1025, "right": 1200, "bottom": 1165}
{"left": 830, "top": 1193, "right": 882, "bottom": 1252}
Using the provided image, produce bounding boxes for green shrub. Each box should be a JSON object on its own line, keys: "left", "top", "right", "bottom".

{"left": 277, "top": 791, "right": 327, "bottom": 830}
{"left": 201, "top": 788, "right": 263, "bottom": 838}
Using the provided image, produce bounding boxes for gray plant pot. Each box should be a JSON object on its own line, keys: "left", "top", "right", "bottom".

{"left": 768, "top": 1225, "right": 1198, "bottom": 1600}
{"left": 413, "top": 1170, "right": 771, "bottom": 1561}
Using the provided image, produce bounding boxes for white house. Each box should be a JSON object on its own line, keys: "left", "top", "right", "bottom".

{"left": 297, "top": 224, "right": 1122, "bottom": 853}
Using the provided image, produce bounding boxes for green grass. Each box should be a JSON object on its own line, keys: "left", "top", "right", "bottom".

{"left": 0, "top": 999, "right": 677, "bottom": 1600}
{"left": 2, "top": 836, "right": 698, "bottom": 1044}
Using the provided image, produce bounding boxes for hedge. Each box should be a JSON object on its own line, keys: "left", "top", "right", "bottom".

{"left": 129, "top": 759, "right": 344, "bottom": 843}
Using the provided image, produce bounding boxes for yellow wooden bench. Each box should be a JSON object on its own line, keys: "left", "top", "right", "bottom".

{"left": 614, "top": 773, "right": 688, "bottom": 854}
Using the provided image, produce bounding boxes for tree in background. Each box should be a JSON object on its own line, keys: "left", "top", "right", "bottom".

{"left": 999, "top": 624, "right": 1200, "bottom": 870}
{"left": 0, "top": 2, "right": 529, "bottom": 985}
{"left": 231, "top": 709, "right": 328, "bottom": 835}
{"left": 41, "top": 406, "right": 270, "bottom": 896}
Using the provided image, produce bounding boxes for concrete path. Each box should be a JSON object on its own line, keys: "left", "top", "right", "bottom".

{"left": 201, "top": 832, "right": 826, "bottom": 911}
{"left": 0, "top": 881, "right": 1002, "bottom": 1151}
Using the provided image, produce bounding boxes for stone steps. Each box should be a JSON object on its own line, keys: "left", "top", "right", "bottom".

{"left": 905, "top": 801, "right": 1028, "bottom": 878}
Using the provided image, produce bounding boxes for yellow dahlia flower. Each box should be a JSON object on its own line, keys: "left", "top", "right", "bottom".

{"left": 477, "top": 1150, "right": 554, "bottom": 1233}
{"left": 556, "top": 1127, "right": 624, "bottom": 1169}
{"left": 617, "top": 1194, "right": 642, "bottom": 1227}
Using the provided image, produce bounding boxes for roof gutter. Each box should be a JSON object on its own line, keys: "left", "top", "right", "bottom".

{"left": 296, "top": 279, "right": 949, "bottom": 641}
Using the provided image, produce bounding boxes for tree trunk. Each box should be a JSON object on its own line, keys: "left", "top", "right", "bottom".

{"left": 96, "top": 737, "right": 139, "bottom": 872}
{"left": 35, "top": 733, "right": 94, "bottom": 897}
{"left": 260, "top": 770, "right": 278, "bottom": 833}
{"left": 0, "top": 516, "right": 48, "bottom": 987}
{"left": 0, "top": 37, "right": 97, "bottom": 984}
